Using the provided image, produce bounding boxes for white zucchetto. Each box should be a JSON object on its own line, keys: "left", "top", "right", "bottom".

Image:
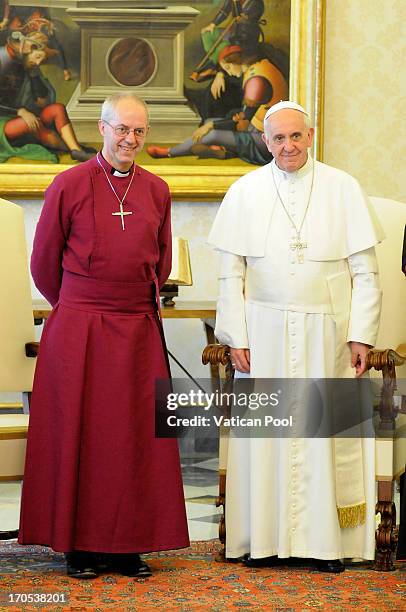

{"left": 264, "top": 100, "right": 309, "bottom": 122}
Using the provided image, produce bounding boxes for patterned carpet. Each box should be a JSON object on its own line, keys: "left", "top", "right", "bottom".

{"left": 0, "top": 540, "right": 404, "bottom": 611}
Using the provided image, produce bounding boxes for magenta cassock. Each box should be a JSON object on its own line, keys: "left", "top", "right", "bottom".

{"left": 19, "top": 155, "right": 189, "bottom": 553}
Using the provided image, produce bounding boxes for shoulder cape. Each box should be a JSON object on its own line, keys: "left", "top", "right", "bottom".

{"left": 208, "top": 160, "right": 385, "bottom": 260}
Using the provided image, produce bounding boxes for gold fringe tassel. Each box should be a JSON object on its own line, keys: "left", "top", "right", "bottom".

{"left": 337, "top": 502, "right": 366, "bottom": 528}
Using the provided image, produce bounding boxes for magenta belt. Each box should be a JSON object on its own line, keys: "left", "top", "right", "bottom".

{"left": 58, "top": 270, "right": 158, "bottom": 315}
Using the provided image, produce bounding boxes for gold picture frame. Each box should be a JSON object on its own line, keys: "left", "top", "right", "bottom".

{"left": 0, "top": 0, "right": 325, "bottom": 200}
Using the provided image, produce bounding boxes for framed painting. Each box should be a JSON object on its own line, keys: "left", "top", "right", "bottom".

{"left": 0, "top": 0, "right": 325, "bottom": 200}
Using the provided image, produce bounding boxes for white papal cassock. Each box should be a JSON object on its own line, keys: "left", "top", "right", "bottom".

{"left": 209, "top": 156, "right": 384, "bottom": 561}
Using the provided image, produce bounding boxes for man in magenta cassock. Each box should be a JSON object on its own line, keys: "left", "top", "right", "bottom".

{"left": 18, "top": 93, "right": 190, "bottom": 578}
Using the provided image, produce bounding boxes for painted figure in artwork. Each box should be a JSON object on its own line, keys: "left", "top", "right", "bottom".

{"left": 148, "top": 44, "right": 288, "bottom": 165}
{"left": 186, "top": 0, "right": 268, "bottom": 125}
{"left": 0, "top": 4, "right": 71, "bottom": 79}
{"left": 0, "top": 22, "right": 93, "bottom": 162}
{"left": 202, "top": 0, "right": 265, "bottom": 52}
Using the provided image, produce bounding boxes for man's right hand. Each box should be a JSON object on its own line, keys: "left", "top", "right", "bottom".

{"left": 211, "top": 71, "right": 226, "bottom": 99}
{"left": 17, "top": 108, "right": 40, "bottom": 132}
{"left": 230, "top": 348, "right": 251, "bottom": 373}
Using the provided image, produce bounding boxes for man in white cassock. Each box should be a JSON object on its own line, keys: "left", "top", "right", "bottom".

{"left": 208, "top": 101, "right": 384, "bottom": 572}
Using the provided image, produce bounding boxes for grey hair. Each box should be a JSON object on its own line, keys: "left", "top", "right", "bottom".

{"left": 100, "top": 92, "right": 149, "bottom": 124}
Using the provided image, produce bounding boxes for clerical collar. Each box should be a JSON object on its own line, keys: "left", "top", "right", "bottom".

{"left": 111, "top": 167, "right": 130, "bottom": 177}
{"left": 272, "top": 155, "right": 313, "bottom": 180}
{"left": 99, "top": 152, "right": 132, "bottom": 177}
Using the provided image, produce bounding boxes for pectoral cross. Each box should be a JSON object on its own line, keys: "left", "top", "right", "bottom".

{"left": 290, "top": 238, "right": 307, "bottom": 264}
{"left": 112, "top": 204, "right": 133, "bottom": 230}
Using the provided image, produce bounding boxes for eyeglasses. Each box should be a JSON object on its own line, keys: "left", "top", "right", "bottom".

{"left": 103, "top": 120, "right": 147, "bottom": 138}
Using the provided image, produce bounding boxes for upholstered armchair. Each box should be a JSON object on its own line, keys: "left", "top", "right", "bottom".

{"left": 0, "top": 198, "right": 38, "bottom": 539}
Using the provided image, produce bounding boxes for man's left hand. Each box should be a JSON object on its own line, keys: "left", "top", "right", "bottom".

{"left": 192, "top": 121, "right": 213, "bottom": 143}
{"left": 349, "top": 341, "right": 371, "bottom": 377}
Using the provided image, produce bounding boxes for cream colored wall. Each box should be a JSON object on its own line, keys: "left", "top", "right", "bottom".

{"left": 324, "top": 0, "right": 406, "bottom": 201}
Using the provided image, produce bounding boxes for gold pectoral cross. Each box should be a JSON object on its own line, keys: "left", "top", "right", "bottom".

{"left": 290, "top": 238, "right": 307, "bottom": 264}
{"left": 112, "top": 204, "right": 133, "bottom": 230}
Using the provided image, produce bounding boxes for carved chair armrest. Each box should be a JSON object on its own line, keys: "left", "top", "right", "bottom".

{"left": 365, "top": 346, "right": 406, "bottom": 372}
{"left": 202, "top": 343, "right": 232, "bottom": 367}
{"left": 202, "top": 344, "right": 406, "bottom": 376}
